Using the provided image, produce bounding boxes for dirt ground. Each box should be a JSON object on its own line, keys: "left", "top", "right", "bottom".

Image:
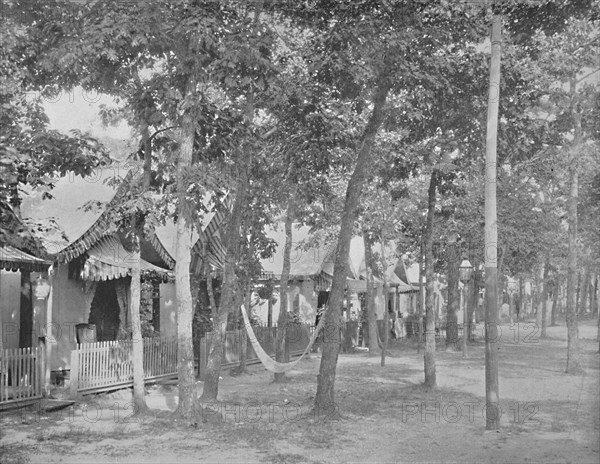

{"left": 1, "top": 317, "right": 599, "bottom": 464}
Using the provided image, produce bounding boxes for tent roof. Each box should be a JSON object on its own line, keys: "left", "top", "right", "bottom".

{"left": 260, "top": 225, "right": 358, "bottom": 280}
{"left": 350, "top": 237, "right": 418, "bottom": 292}
{"left": 0, "top": 245, "right": 51, "bottom": 273}
{"left": 80, "top": 236, "right": 173, "bottom": 282}
{"left": 404, "top": 261, "right": 421, "bottom": 285}
{"left": 20, "top": 165, "right": 127, "bottom": 256}
{"left": 20, "top": 164, "right": 175, "bottom": 268}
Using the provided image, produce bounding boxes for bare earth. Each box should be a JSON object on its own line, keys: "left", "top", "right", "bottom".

{"left": 1, "top": 318, "right": 599, "bottom": 464}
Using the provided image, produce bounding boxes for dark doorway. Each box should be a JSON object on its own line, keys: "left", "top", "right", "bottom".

{"left": 316, "top": 291, "right": 330, "bottom": 325}
{"left": 317, "top": 291, "right": 329, "bottom": 309}
{"left": 88, "top": 281, "right": 121, "bottom": 341}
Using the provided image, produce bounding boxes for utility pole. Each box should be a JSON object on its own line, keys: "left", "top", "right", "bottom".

{"left": 484, "top": 11, "right": 502, "bottom": 431}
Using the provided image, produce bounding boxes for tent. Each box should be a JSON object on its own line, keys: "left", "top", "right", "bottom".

{"left": 17, "top": 164, "right": 176, "bottom": 372}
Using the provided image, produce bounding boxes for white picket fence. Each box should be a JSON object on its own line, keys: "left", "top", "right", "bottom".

{"left": 0, "top": 347, "right": 43, "bottom": 405}
{"left": 70, "top": 336, "right": 177, "bottom": 395}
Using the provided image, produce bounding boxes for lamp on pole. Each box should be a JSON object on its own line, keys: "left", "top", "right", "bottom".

{"left": 459, "top": 259, "right": 473, "bottom": 358}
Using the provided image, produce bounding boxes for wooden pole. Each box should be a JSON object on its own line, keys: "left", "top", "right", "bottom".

{"left": 462, "top": 284, "right": 468, "bottom": 358}
{"left": 484, "top": 12, "right": 502, "bottom": 431}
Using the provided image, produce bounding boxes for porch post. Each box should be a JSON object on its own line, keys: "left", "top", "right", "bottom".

{"left": 37, "top": 336, "right": 46, "bottom": 397}
{"left": 45, "top": 270, "right": 54, "bottom": 394}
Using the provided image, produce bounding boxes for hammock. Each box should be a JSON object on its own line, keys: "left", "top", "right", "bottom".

{"left": 240, "top": 304, "right": 325, "bottom": 373}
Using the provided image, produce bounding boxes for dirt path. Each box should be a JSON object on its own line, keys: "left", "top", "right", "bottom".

{"left": 1, "top": 319, "right": 598, "bottom": 464}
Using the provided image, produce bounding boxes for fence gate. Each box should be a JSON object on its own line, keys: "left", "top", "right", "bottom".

{"left": 1, "top": 347, "right": 43, "bottom": 406}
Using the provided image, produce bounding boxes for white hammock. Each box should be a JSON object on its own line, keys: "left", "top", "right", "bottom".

{"left": 240, "top": 304, "right": 325, "bottom": 373}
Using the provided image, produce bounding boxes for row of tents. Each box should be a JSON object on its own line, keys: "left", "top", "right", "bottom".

{"left": 1, "top": 163, "right": 421, "bottom": 386}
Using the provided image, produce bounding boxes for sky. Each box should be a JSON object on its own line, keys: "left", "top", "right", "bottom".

{"left": 42, "top": 86, "right": 131, "bottom": 139}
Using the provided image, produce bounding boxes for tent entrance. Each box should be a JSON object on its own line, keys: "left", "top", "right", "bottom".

{"left": 88, "top": 281, "right": 121, "bottom": 341}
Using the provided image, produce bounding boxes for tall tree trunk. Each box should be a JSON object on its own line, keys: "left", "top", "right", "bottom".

{"left": 314, "top": 79, "right": 390, "bottom": 411}
{"left": 468, "top": 265, "right": 478, "bottom": 341}
{"left": 423, "top": 171, "right": 437, "bottom": 388}
{"left": 446, "top": 240, "right": 459, "bottom": 349}
{"left": 575, "top": 271, "right": 582, "bottom": 315}
{"left": 275, "top": 198, "right": 294, "bottom": 382}
{"left": 267, "top": 297, "right": 273, "bottom": 327}
{"left": 174, "top": 110, "right": 197, "bottom": 418}
{"left": 541, "top": 254, "right": 550, "bottom": 338}
{"left": 417, "top": 242, "right": 425, "bottom": 353}
{"left": 497, "top": 245, "right": 506, "bottom": 310}
{"left": 551, "top": 278, "right": 559, "bottom": 326}
{"left": 200, "top": 166, "right": 248, "bottom": 400}
{"left": 591, "top": 273, "right": 598, "bottom": 315}
{"left": 565, "top": 77, "right": 582, "bottom": 374}
{"left": 238, "top": 282, "right": 251, "bottom": 374}
{"left": 206, "top": 272, "right": 218, "bottom": 322}
{"left": 129, "top": 244, "right": 147, "bottom": 412}
{"left": 363, "top": 229, "right": 380, "bottom": 355}
{"left": 579, "top": 267, "right": 591, "bottom": 315}
{"left": 484, "top": 13, "right": 501, "bottom": 431}
{"left": 236, "top": 219, "right": 253, "bottom": 375}
{"left": 142, "top": 120, "right": 152, "bottom": 191}
{"left": 380, "top": 238, "right": 390, "bottom": 367}
{"left": 128, "top": 122, "right": 153, "bottom": 413}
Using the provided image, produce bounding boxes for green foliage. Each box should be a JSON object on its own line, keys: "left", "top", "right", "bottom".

{"left": 0, "top": 15, "right": 108, "bottom": 228}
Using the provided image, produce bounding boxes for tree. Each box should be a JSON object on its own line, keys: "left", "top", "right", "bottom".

{"left": 0, "top": 10, "right": 107, "bottom": 236}
{"left": 526, "top": 11, "right": 599, "bottom": 373}
{"left": 285, "top": 1, "right": 486, "bottom": 410}
{"left": 23, "top": 0, "right": 283, "bottom": 414}
{"left": 446, "top": 237, "right": 460, "bottom": 349}
{"left": 274, "top": 197, "right": 294, "bottom": 382}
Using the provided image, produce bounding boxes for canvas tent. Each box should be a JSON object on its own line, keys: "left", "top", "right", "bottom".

{"left": 255, "top": 225, "right": 360, "bottom": 323}
{"left": 16, "top": 165, "right": 176, "bottom": 373}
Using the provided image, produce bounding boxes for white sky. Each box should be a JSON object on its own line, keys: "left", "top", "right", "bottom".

{"left": 42, "top": 86, "right": 131, "bottom": 138}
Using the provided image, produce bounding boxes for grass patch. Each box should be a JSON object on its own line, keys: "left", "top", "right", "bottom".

{"left": 0, "top": 444, "right": 30, "bottom": 464}
{"left": 33, "top": 426, "right": 93, "bottom": 443}
{"left": 270, "top": 453, "right": 307, "bottom": 464}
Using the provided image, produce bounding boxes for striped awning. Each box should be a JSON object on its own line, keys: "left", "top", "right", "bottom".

{"left": 314, "top": 272, "right": 333, "bottom": 291}
{"left": 80, "top": 236, "right": 173, "bottom": 282}
{"left": 0, "top": 245, "right": 51, "bottom": 273}
{"left": 147, "top": 230, "right": 175, "bottom": 269}
{"left": 397, "top": 279, "right": 419, "bottom": 293}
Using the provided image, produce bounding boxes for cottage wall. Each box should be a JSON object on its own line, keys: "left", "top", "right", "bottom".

{"left": 50, "top": 264, "right": 95, "bottom": 371}
{"left": 374, "top": 286, "right": 386, "bottom": 319}
{"left": 0, "top": 270, "right": 22, "bottom": 349}
{"left": 296, "top": 280, "right": 318, "bottom": 322}
{"left": 159, "top": 282, "right": 177, "bottom": 337}
{"left": 397, "top": 293, "right": 410, "bottom": 315}
{"left": 254, "top": 279, "right": 318, "bottom": 324}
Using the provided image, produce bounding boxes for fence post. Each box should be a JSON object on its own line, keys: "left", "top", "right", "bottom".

{"left": 69, "top": 349, "right": 79, "bottom": 398}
